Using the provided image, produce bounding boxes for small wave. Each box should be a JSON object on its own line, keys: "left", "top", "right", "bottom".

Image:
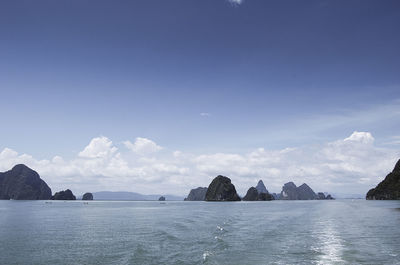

{"left": 203, "top": 250, "right": 212, "bottom": 261}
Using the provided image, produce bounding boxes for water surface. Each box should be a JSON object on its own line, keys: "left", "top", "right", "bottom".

{"left": 0, "top": 200, "right": 399, "bottom": 264}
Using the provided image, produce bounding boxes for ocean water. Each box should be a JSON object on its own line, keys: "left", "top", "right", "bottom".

{"left": 0, "top": 200, "right": 399, "bottom": 265}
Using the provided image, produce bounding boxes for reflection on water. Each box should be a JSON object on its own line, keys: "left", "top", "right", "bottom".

{"left": 312, "top": 220, "right": 344, "bottom": 264}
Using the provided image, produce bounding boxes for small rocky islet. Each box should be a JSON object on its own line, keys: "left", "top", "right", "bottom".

{"left": 82, "top": 192, "right": 93, "bottom": 200}
{"left": 51, "top": 189, "right": 76, "bottom": 200}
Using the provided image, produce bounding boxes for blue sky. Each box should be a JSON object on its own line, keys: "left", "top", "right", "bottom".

{"left": 0, "top": 0, "right": 399, "bottom": 195}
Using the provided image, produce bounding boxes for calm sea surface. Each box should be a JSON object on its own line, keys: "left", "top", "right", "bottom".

{"left": 0, "top": 200, "right": 399, "bottom": 265}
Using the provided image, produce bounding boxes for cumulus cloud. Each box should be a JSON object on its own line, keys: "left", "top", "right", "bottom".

{"left": 344, "top": 131, "right": 374, "bottom": 144}
{"left": 0, "top": 148, "right": 18, "bottom": 160}
{"left": 124, "top": 137, "right": 162, "bottom": 155}
{"left": 0, "top": 132, "right": 398, "bottom": 197}
{"left": 78, "top": 136, "right": 117, "bottom": 158}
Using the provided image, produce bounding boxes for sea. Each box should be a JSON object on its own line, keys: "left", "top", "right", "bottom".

{"left": 0, "top": 199, "right": 399, "bottom": 265}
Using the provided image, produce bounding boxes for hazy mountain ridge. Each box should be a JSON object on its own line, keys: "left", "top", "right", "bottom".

{"left": 91, "top": 191, "right": 184, "bottom": 201}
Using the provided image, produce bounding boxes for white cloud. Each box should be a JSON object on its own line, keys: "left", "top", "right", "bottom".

{"left": 200, "top": 112, "right": 211, "bottom": 117}
{"left": 0, "top": 132, "right": 398, "bottom": 197}
{"left": 228, "top": 0, "right": 243, "bottom": 5}
{"left": 124, "top": 137, "right": 162, "bottom": 155}
{"left": 344, "top": 131, "right": 374, "bottom": 144}
{"left": 0, "top": 148, "right": 18, "bottom": 159}
{"left": 78, "top": 136, "right": 117, "bottom": 158}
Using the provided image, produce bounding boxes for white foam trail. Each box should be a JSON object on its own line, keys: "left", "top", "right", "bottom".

{"left": 312, "top": 220, "right": 344, "bottom": 264}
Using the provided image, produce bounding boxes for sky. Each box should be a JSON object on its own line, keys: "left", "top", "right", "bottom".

{"left": 0, "top": 0, "right": 399, "bottom": 197}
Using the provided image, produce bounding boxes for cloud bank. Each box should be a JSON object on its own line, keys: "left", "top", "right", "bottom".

{"left": 0, "top": 132, "right": 398, "bottom": 197}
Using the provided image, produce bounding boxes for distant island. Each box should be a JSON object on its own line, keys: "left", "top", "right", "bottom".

{"left": 184, "top": 187, "right": 208, "bottom": 201}
{"left": 51, "top": 189, "right": 76, "bottom": 200}
{"left": 9, "top": 162, "right": 400, "bottom": 202}
{"left": 82, "top": 192, "right": 93, "bottom": 200}
{"left": 278, "top": 181, "right": 333, "bottom": 200}
{"left": 184, "top": 175, "right": 334, "bottom": 202}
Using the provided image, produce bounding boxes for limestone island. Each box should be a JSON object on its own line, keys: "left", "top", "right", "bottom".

{"left": 366, "top": 159, "right": 400, "bottom": 200}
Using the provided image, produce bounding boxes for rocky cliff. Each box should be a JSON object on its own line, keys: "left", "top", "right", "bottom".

{"left": 243, "top": 187, "right": 274, "bottom": 201}
{"left": 297, "top": 183, "right": 318, "bottom": 200}
{"left": 280, "top": 182, "right": 333, "bottom": 200}
{"left": 280, "top": 182, "right": 299, "bottom": 200}
{"left": 255, "top": 180, "right": 268, "bottom": 194}
{"left": 243, "top": 187, "right": 259, "bottom": 201}
{"left": 0, "top": 164, "right": 52, "bottom": 200}
{"left": 184, "top": 187, "right": 208, "bottom": 201}
{"left": 366, "top": 159, "right": 400, "bottom": 200}
{"left": 205, "top": 175, "right": 241, "bottom": 201}
{"left": 258, "top": 192, "right": 274, "bottom": 201}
